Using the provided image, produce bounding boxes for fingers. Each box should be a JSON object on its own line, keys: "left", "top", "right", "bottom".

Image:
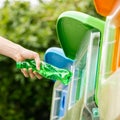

{"left": 29, "top": 68, "right": 35, "bottom": 79}
{"left": 21, "top": 68, "right": 29, "bottom": 78}
{"left": 33, "top": 71, "right": 42, "bottom": 79}
{"left": 21, "top": 68, "right": 42, "bottom": 79}
{"left": 34, "top": 53, "right": 40, "bottom": 70}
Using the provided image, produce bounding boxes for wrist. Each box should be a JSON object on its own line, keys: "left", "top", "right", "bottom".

{"left": 14, "top": 45, "right": 25, "bottom": 62}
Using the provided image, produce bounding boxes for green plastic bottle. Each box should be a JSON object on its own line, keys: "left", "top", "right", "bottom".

{"left": 16, "top": 59, "right": 72, "bottom": 85}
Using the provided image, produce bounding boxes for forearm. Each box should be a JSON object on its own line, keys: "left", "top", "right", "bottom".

{"left": 0, "top": 36, "right": 23, "bottom": 61}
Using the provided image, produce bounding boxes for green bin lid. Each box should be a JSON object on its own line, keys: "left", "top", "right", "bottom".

{"left": 56, "top": 11, "right": 105, "bottom": 59}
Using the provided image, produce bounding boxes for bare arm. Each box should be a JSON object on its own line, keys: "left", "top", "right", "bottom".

{"left": 0, "top": 36, "right": 42, "bottom": 79}
{"left": 0, "top": 36, "right": 22, "bottom": 61}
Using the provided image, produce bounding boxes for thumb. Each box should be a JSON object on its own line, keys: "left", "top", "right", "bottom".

{"left": 35, "top": 54, "right": 40, "bottom": 70}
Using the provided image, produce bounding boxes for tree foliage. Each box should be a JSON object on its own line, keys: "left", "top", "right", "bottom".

{"left": 0, "top": 0, "right": 102, "bottom": 120}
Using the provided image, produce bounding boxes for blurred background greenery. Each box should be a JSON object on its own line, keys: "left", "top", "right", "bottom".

{"left": 0, "top": 0, "right": 104, "bottom": 120}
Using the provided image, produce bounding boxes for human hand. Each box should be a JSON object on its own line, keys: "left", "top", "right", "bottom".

{"left": 16, "top": 47, "right": 42, "bottom": 79}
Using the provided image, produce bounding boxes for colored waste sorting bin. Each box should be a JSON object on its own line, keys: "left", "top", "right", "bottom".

{"left": 50, "top": 81, "right": 70, "bottom": 120}
{"left": 50, "top": 3, "right": 120, "bottom": 119}
{"left": 44, "top": 47, "right": 74, "bottom": 119}
{"left": 49, "top": 11, "right": 105, "bottom": 120}
{"left": 94, "top": 0, "right": 120, "bottom": 16}
{"left": 95, "top": 2, "right": 120, "bottom": 119}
